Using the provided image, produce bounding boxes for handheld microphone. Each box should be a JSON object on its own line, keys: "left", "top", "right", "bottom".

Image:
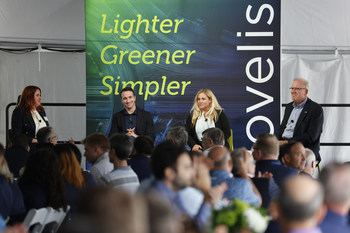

{"left": 205, "top": 118, "right": 208, "bottom": 122}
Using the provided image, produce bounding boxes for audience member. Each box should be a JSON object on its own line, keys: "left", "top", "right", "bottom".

{"left": 201, "top": 128, "right": 225, "bottom": 155}
{"left": 54, "top": 144, "right": 96, "bottom": 213}
{"left": 145, "top": 191, "right": 182, "bottom": 233}
{"left": 148, "top": 141, "right": 226, "bottom": 227}
{"left": 36, "top": 126, "right": 58, "bottom": 145}
{"left": 318, "top": 163, "right": 350, "bottom": 232}
{"left": 0, "top": 143, "right": 25, "bottom": 221}
{"left": 281, "top": 142, "right": 306, "bottom": 173}
{"left": 66, "top": 187, "right": 147, "bottom": 233}
{"left": 271, "top": 175, "right": 325, "bottom": 233}
{"left": 83, "top": 133, "right": 113, "bottom": 180}
{"left": 128, "top": 136, "right": 153, "bottom": 182}
{"left": 166, "top": 126, "right": 188, "bottom": 149}
{"left": 100, "top": 133, "right": 139, "bottom": 193}
{"left": 18, "top": 148, "right": 68, "bottom": 214}
{"left": 231, "top": 147, "right": 279, "bottom": 209}
{"left": 4, "top": 134, "right": 30, "bottom": 178}
{"left": 208, "top": 146, "right": 261, "bottom": 207}
{"left": 252, "top": 134, "right": 297, "bottom": 187}
{"left": 301, "top": 148, "right": 316, "bottom": 177}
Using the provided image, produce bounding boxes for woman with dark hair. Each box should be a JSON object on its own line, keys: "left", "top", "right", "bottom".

{"left": 185, "top": 89, "right": 230, "bottom": 151}
{"left": 18, "top": 148, "right": 67, "bottom": 212}
{"left": 54, "top": 144, "right": 95, "bottom": 212}
{"left": 11, "top": 85, "right": 49, "bottom": 144}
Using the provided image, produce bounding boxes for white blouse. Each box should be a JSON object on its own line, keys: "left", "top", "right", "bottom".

{"left": 195, "top": 112, "right": 215, "bottom": 142}
{"left": 31, "top": 110, "right": 47, "bottom": 136}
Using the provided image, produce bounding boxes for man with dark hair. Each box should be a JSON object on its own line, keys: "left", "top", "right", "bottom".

{"left": 253, "top": 134, "right": 297, "bottom": 187}
{"left": 109, "top": 87, "right": 155, "bottom": 140}
{"left": 281, "top": 142, "right": 306, "bottom": 173}
{"left": 100, "top": 133, "right": 139, "bottom": 193}
{"left": 128, "top": 136, "right": 154, "bottom": 182}
{"left": 4, "top": 134, "right": 30, "bottom": 178}
{"left": 83, "top": 133, "right": 113, "bottom": 180}
{"left": 149, "top": 141, "right": 226, "bottom": 228}
{"left": 36, "top": 126, "right": 57, "bottom": 145}
{"left": 277, "top": 78, "right": 323, "bottom": 163}
{"left": 318, "top": 163, "right": 350, "bottom": 232}
{"left": 202, "top": 128, "right": 225, "bottom": 155}
{"left": 166, "top": 126, "right": 188, "bottom": 149}
{"left": 272, "top": 175, "right": 325, "bottom": 233}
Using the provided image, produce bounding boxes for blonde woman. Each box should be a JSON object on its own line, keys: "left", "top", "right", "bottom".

{"left": 185, "top": 89, "right": 230, "bottom": 151}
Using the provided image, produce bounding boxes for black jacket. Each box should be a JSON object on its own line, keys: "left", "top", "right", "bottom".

{"left": 109, "top": 107, "right": 155, "bottom": 140}
{"left": 276, "top": 98, "right": 323, "bottom": 162}
{"left": 11, "top": 106, "right": 49, "bottom": 143}
{"left": 185, "top": 110, "right": 230, "bottom": 149}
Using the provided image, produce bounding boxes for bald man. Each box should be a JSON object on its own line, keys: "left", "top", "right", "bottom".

{"left": 272, "top": 175, "right": 326, "bottom": 233}
{"left": 208, "top": 146, "right": 261, "bottom": 207}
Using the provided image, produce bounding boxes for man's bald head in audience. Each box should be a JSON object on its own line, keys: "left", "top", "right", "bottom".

{"left": 274, "top": 175, "right": 325, "bottom": 232}
{"left": 208, "top": 146, "right": 231, "bottom": 171}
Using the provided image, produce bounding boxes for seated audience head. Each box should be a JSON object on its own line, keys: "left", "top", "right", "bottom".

{"left": 109, "top": 133, "right": 133, "bottom": 162}
{"left": 0, "top": 143, "right": 13, "bottom": 182}
{"left": 318, "top": 163, "right": 350, "bottom": 214}
{"left": 201, "top": 128, "right": 225, "bottom": 150}
{"left": 134, "top": 136, "right": 154, "bottom": 156}
{"left": 166, "top": 126, "right": 188, "bottom": 148}
{"left": 72, "top": 187, "right": 147, "bottom": 233}
{"left": 274, "top": 175, "right": 325, "bottom": 232}
{"left": 145, "top": 191, "right": 182, "bottom": 233}
{"left": 83, "top": 133, "right": 110, "bottom": 164}
{"left": 303, "top": 148, "right": 316, "bottom": 176}
{"left": 252, "top": 133, "right": 279, "bottom": 161}
{"left": 10, "top": 134, "right": 30, "bottom": 151}
{"left": 208, "top": 146, "right": 231, "bottom": 172}
{"left": 281, "top": 142, "right": 306, "bottom": 172}
{"left": 231, "top": 147, "right": 255, "bottom": 177}
{"left": 54, "top": 144, "right": 85, "bottom": 189}
{"left": 37, "top": 126, "right": 57, "bottom": 145}
{"left": 152, "top": 141, "right": 193, "bottom": 192}
{"left": 18, "top": 148, "right": 67, "bottom": 210}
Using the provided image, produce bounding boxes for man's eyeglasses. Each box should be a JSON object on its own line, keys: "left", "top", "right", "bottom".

{"left": 289, "top": 87, "right": 306, "bottom": 91}
{"left": 51, "top": 136, "right": 58, "bottom": 140}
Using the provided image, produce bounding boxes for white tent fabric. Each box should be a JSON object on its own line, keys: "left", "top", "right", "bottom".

{"left": 0, "top": 0, "right": 349, "bottom": 167}
{"left": 0, "top": 0, "right": 84, "bottom": 45}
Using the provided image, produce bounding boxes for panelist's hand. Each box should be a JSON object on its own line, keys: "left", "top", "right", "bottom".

{"left": 126, "top": 128, "right": 139, "bottom": 138}
{"left": 279, "top": 140, "right": 288, "bottom": 146}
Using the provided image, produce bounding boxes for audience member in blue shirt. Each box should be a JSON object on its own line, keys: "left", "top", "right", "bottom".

{"left": 252, "top": 134, "right": 297, "bottom": 188}
{"left": 208, "top": 146, "right": 261, "bottom": 207}
{"left": 146, "top": 141, "right": 226, "bottom": 228}
{"left": 128, "top": 136, "right": 153, "bottom": 182}
{"left": 318, "top": 163, "right": 350, "bottom": 233}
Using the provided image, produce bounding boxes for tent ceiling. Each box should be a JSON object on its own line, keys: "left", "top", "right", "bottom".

{"left": 0, "top": 0, "right": 350, "bottom": 48}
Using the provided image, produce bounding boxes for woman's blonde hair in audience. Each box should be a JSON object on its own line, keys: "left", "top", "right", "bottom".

{"left": 190, "top": 89, "right": 223, "bottom": 126}
{"left": 0, "top": 143, "right": 14, "bottom": 182}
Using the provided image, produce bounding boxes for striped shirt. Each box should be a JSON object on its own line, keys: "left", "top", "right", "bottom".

{"left": 100, "top": 166, "right": 140, "bottom": 194}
